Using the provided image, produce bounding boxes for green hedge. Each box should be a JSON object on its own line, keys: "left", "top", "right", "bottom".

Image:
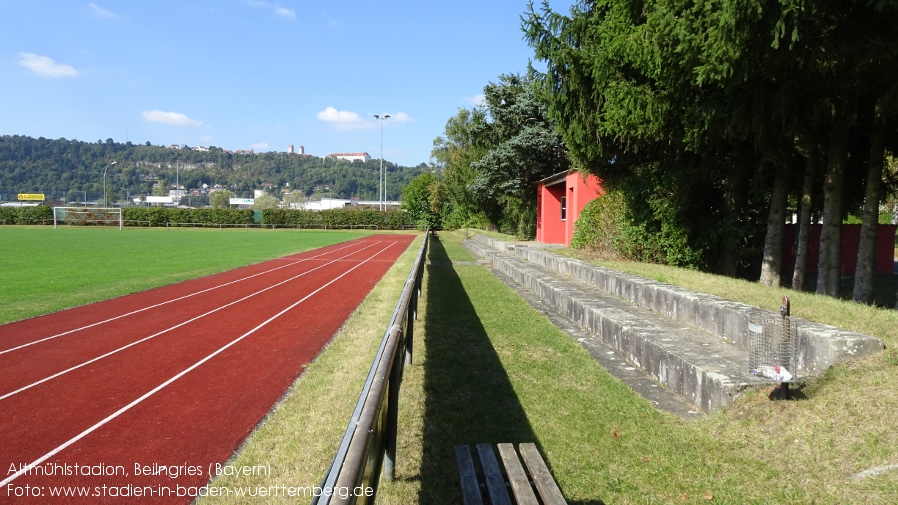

{"left": 261, "top": 209, "right": 412, "bottom": 229}
{"left": 121, "top": 208, "right": 254, "bottom": 227}
{"left": 0, "top": 205, "right": 53, "bottom": 225}
{"left": 572, "top": 190, "right": 704, "bottom": 267}
{"left": 2, "top": 206, "right": 413, "bottom": 230}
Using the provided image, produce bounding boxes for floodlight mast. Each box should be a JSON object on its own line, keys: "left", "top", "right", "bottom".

{"left": 103, "top": 161, "right": 117, "bottom": 207}
{"left": 373, "top": 114, "right": 390, "bottom": 210}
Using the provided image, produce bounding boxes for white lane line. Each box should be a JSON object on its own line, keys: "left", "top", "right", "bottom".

{"left": 0, "top": 240, "right": 398, "bottom": 489}
{"left": 0, "top": 241, "right": 363, "bottom": 355}
{"left": 0, "top": 241, "right": 384, "bottom": 401}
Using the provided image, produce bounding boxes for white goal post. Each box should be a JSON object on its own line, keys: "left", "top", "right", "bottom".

{"left": 53, "top": 207, "right": 123, "bottom": 229}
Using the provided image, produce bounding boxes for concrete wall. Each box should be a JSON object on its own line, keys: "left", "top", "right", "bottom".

{"left": 474, "top": 235, "right": 884, "bottom": 375}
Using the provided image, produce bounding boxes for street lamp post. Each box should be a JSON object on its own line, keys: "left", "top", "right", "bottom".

{"left": 373, "top": 114, "right": 390, "bottom": 210}
{"left": 103, "top": 161, "right": 117, "bottom": 207}
{"left": 176, "top": 160, "right": 180, "bottom": 206}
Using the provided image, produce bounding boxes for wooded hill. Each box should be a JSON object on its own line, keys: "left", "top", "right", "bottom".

{"left": 0, "top": 135, "right": 426, "bottom": 204}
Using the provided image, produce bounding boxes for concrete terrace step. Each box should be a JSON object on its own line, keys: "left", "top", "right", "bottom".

{"left": 464, "top": 239, "right": 769, "bottom": 414}
{"left": 472, "top": 235, "right": 883, "bottom": 376}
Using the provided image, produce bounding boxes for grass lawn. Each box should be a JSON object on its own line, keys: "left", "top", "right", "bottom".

{"left": 372, "top": 230, "right": 898, "bottom": 504}
{"left": 0, "top": 226, "right": 372, "bottom": 324}
{"left": 5, "top": 225, "right": 897, "bottom": 503}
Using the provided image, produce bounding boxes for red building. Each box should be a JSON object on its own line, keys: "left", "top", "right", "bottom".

{"left": 536, "top": 171, "right": 604, "bottom": 246}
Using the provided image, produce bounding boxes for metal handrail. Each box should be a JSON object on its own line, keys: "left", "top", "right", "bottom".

{"left": 312, "top": 230, "right": 429, "bottom": 504}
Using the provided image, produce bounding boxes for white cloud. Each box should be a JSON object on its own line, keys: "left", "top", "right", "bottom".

{"left": 142, "top": 110, "right": 204, "bottom": 127}
{"left": 17, "top": 53, "right": 79, "bottom": 78}
{"left": 246, "top": 1, "right": 295, "bottom": 19}
{"left": 317, "top": 107, "right": 371, "bottom": 131}
{"left": 387, "top": 112, "right": 412, "bottom": 123}
{"left": 464, "top": 94, "right": 486, "bottom": 106}
{"left": 89, "top": 3, "right": 120, "bottom": 19}
{"left": 274, "top": 7, "right": 295, "bottom": 18}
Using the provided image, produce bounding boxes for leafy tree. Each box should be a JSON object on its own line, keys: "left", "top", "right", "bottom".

{"left": 210, "top": 190, "right": 232, "bottom": 209}
{"left": 431, "top": 108, "right": 491, "bottom": 229}
{"left": 523, "top": 0, "right": 898, "bottom": 297}
{"left": 252, "top": 193, "right": 280, "bottom": 210}
{"left": 522, "top": 0, "right": 751, "bottom": 270}
{"left": 282, "top": 191, "right": 306, "bottom": 208}
{"left": 471, "top": 73, "right": 570, "bottom": 237}
{"left": 401, "top": 172, "right": 442, "bottom": 228}
{"left": 430, "top": 74, "right": 569, "bottom": 237}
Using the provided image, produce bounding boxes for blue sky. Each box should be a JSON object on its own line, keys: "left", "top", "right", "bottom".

{"left": 1, "top": 1, "right": 574, "bottom": 167}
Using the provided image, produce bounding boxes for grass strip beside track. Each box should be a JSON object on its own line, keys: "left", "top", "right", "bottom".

{"left": 0, "top": 227, "right": 372, "bottom": 324}
{"left": 198, "top": 234, "right": 423, "bottom": 504}
{"left": 370, "top": 231, "right": 897, "bottom": 504}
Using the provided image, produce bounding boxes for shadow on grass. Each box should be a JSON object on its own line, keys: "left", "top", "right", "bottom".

{"left": 416, "top": 233, "right": 539, "bottom": 504}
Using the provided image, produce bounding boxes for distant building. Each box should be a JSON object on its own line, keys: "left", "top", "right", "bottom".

{"left": 327, "top": 152, "right": 371, "bottom": 162}
{"left": 290, "top": 198, "right": 351, "bottom": 211}
{"left": 288, "top": 198, "right": 399, "bottom": 211}
{"left": 288, "top": 144, "right": 294, "bottom": 154}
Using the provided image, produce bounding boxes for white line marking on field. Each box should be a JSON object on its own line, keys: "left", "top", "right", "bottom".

{"left": 0, "top": 240, "right": 398, "bottom": 489}
{"left": 852, "top": 463, "right": 898, "bottom": 480}
{"left": 0, "top": 242, "right": 384, "bottom": 401}
{"left": 0, "top": 242, "right": 363, "bottom": 355}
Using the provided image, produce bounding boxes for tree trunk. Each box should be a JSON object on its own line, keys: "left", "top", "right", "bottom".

{"left": 791, "top": 143, "right": 819, "bottom": 291}
{"left": 852, "top": 105, "right": 886, "bottom": 304}
{"left": 760, "top": 163, "right": 792, "bottom": 286}
{"left": 720, "top": 147, "right": 750, "bottom": 276}
{"left": 817, "top": 97, "right": 853, "bottom": 298}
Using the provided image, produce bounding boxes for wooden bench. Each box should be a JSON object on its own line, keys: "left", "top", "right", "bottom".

{"left": 455, "top": 443, "right": 567, "bottom": 505}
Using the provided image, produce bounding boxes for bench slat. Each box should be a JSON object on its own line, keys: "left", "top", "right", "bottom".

{"left": 476, "top": 444, "right": 513, "bottom": 505}
{"left": 497, "top": 443, "right": 540, "bottom": 505}
{"left": 518, "top": 443, "right": 567, "bottom": 505}
{"left": 455, "top": 445, "right": 484, "bottom": 505}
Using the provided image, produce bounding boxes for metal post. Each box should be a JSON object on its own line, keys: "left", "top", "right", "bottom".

{"left": 384, "top": 329, "right": 403, "bottom": 482}
{"left": 405, "top": 301, "right": 415, "bottom": 366}
{"left": 373, "top": 114, "right": 390, "bottom": 210}
{"left": 778, "top": 296, "right": 791, "bottom": 400}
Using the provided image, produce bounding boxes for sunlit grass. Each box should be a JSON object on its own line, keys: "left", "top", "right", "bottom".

{"left": 0, "top": 226, "right": 371, "bottom": 323}
{"left": 373, "top": 230, "right": 897, "bottom": 504}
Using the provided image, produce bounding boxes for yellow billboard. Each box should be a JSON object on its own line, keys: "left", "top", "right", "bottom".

{"left": 18, "top": 193, "right": 45, "bottom": 201}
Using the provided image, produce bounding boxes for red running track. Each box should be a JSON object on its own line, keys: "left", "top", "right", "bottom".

{"left": 0, "top": 234, "right": 415, "bottom": 503}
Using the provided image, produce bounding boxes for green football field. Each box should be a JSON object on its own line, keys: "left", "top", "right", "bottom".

{"left": 0, "top": 226, "right": 373, "bottom": 324}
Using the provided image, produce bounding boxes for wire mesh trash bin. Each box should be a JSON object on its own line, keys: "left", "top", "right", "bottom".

{"left": 748, "top": 297, "right": 797, "bottom": 391}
